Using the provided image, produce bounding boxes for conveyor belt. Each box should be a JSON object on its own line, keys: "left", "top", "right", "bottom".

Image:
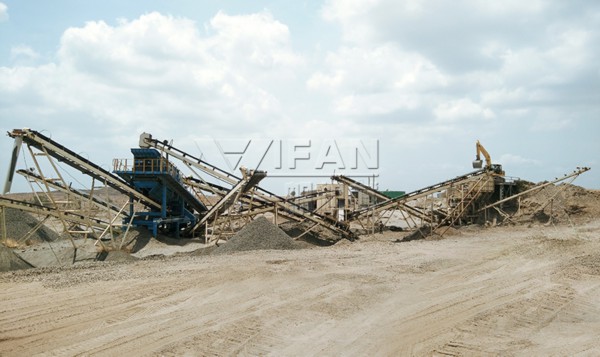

{"left": 193, "top": 177, "right": 248, "bottom": 230}
{"left": 0, "top": 196, "right": 112, "bottom": 230}
{"left": 350, "top": 169, "right": 487, "bottom": 220}
{"left": 142, "top": 134, "right": 357, "bottom": 239}
{"left": 331, "top": 174, "right": 433, "bottom": 222}
{"left": 16, "top": 169, "right": 124, "bottom": 216}
{"left": 183, "top": 178, "right": 282, "bottom": 215}
{"left": 8, "top": 129, "right": 161, "bottom": 209}
{"left": 331, "top": 175, "right": 389, "bottom": 201}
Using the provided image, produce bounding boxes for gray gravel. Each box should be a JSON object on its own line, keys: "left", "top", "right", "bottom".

{"left": 2, "top": 207, "right": 61, "bottom": 243}
{"left": 0, "top": 245, "right": 34, "bottom": 272}
{"left": 215, "top": 216, "right": 301, "bottom": 254}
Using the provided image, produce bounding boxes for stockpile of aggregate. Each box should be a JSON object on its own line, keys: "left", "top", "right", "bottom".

{"left": 278, "top": 221, "right": 337, "bottom": 246}
{"left": 517, "top": 183, "right": 600, "bottom": 223}
{"left": 0, "top": 245, "right": 34, "bottom": 272}
{"left": 3, "top": 208, "right": 61, "bottom": 243}
{"left": 215, "top": 217, "right": 301, "bottom": 254}
{"left": 97, "top": 250, "right": 139, "bottom": 262}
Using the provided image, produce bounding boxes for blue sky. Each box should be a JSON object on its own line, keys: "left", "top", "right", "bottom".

{"left": 1, "top": 0, "right": 599, "bottom": 194}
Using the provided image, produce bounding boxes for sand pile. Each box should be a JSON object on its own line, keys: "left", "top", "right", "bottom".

{"left": 2, "top": 208, "right": 61, "bottom": 244}
{"left": 215, "top": 217, "right": 301, "bottom": 254}
{"left": 0, "top": 245, "right": 34, "bottom": 272}
{"left": 517, "top": 183, "right": 600, "bottom": 223}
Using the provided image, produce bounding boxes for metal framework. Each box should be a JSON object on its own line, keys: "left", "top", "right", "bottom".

{"left": 1, "top": 130, "right": 140, "bottom": 246}
{"left": 331, "top": 174, "right": 434, "bottom": 228}
{"left": 1, "top": 128, "right": 591, "bottom": 249}
{"left": 345, "top": 169, "right": 491, "bottom": 232}
{"left": 139, "top": 133, "right": 357, "bottom": 240}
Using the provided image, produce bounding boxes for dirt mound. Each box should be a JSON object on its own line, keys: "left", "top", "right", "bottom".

{"left": 0, "top": 245, "right": 34, "bottom": 272}
{"left": 393, "top": 225, "right": 461, "bottom": 243}
{"left": 396, "top": 226, "right": 436, "bottom": 242}
{"left": 434, "top": 226, "right": 462, "bottom": 237}
{"left": 2, "top": 208, "right": 61, "bottom": 244}
{"left": 517, "top": 183, "right": 600, "bottom": 224}
{"left": 215, "top": 217, "right": 301, "bottom": 254}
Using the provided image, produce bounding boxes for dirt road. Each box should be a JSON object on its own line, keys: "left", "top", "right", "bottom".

{"left": 1, "top": 222, "right": 599, "bottom": 356}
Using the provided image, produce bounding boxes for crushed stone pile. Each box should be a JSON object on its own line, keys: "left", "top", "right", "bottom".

{"left": 123, "top": 227, "right": 207, "bottom": 258}
{"left": 120, "top": 227, "right": 154, "bottom": 254}
{"left": 516, "top": 183, "right": 600, "bottom": 223}
{"left": 2, "top": 207, "right": 61, "bottom": 244}
{"left": 278, "top": 221, "right": 337, "bottom": 246}
{"left": 14, "top": 244, "right": 96, "bottom": 268}
{"left": 0, "top": 245, "right": 34, "bottom": 272}
{"left": 215, "top": 217, "right": 301, "bottom": 254}
{"left": 98, "top": 250, "right": 139, "bottom": 262}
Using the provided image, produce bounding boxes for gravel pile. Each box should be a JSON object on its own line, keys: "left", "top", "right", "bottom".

{"left": 0, "top": 245, "right": 34, "bottom": 272}
{"left": 2, "top": 208, "right": 61, "bottom": 243}
{"left": 98, "top": 250, "right": 139, "bottom": 262}
{"left": 215, "top": 217, "right": 300, "bottom": 254}
{"left": 278, "top": 221, "right": 337, "bottom": 246}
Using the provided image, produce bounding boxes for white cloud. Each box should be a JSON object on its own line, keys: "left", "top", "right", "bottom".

{"left": 208, "top": 11, "right": 304, "bottom": 69}
{"left": 530, "top": 117, "right": 572, "bottom": 132}
{"left": 0, "top": 2, "right": 8, "bottom": 22}
{"left": 307, "top": 44, "right": 447, "bottom": 115}
{"left": 498, "top": 154, "right": 541, "bottom": 166}
{"left": 434, "top": 98, "right": 495, "bottom": 122}
{"left": 471, "top": 0, "right": 547, "bottom": 15}
{"left": 0, "top": 11, "right": 303, "bottom": 136}
{"left": 10, "top": 45, "right": 40, "bottom": 61}
{"left": 332, "top": 92, "right": 421, "bottom": 116}
{"left": 308, "top": 44, "right": 446, "bottom": 92}
{"left": 1, "top": 3, "right": 599, "bottom": 192}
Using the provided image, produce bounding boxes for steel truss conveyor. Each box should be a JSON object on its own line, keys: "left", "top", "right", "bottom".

{"left": 6, "top": 128, "right": 161, "bottom": 209}
{"left": 331, "top": 174, "right": 433, "bottom": 222}
{"left": 139, "top": 133, "right": 357, "bottom": 240}
{"left": 16, "top": 169, "right": 125, "bottom": 217}
{"left": 349, "top": 168, "right": 488, "bottom": 221}
{"left": 331, "top": 175, "right": 389, "bottom": 202}
{"left": 184, "top": 177, "right": 336, "bottom": 227}
{"left": 0, "top": 196, "right": 112, "bottom": 231}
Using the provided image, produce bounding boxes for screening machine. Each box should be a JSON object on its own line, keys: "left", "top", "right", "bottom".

{"left": 113, "top": 147, "right": 208, "bottom": 237}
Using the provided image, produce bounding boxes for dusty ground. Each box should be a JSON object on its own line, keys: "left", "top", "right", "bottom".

{"left": 0, "top": 221, "right": 599, "bottom": 356}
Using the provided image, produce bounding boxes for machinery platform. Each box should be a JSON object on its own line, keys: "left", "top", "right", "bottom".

{"left": 113, "top": 148, "right": 207, "bottom": 237}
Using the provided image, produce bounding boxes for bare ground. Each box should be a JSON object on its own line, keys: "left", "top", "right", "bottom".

{"left": 1, "top": 221, "right": 600, "bottom": 356}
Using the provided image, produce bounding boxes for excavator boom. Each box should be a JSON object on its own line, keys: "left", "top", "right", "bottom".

{"left": 473, "top": 140, "right": 491, "bottom": 169}
{"left": 472, "top": 140, "right": 504, "bottom": 176}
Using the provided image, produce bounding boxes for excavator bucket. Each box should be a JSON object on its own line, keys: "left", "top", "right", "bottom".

{"left": 472, "top": 159, "right": 483, "bottom": 169}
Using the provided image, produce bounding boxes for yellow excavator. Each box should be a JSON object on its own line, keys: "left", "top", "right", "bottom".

{"left": 472, "top": 140, "right": 505, "bottom": 176}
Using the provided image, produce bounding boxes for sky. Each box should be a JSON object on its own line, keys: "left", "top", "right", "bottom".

{"left": 0, "top": 0, "right": 599, "bottom": 195}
